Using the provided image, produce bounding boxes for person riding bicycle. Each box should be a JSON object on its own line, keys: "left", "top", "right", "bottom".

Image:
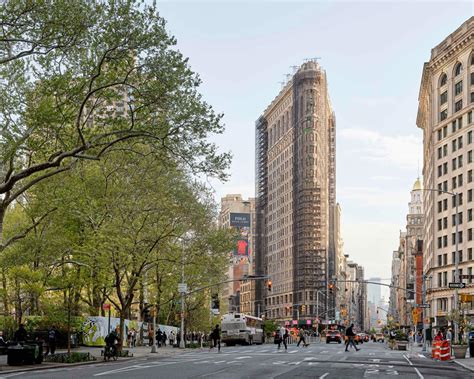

{"left": 105, "top": 330, "right": 120, "bottom": 357}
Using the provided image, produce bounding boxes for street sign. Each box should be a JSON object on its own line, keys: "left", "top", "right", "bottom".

{"left": 416, "top": 304, "right": 430, "bottom": 308}
{"left": 102, "top": 303, "right": 111, "bottom": 310}
{"left": 178, "top": 283, "right": 188, "bottom": 293}
{"left": 460, "top": 275, "right": 474, "bottom": 279}
{"left": 449, "top": 282, "right": 466, "bottom": 289}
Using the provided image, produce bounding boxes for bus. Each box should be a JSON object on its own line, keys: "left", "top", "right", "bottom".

{"left": 221, "top": 313, "right": 264, "bottom": 346}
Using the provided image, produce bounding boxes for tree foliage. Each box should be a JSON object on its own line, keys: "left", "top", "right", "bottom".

{"left": 0, "top": 0, "right": 230, "bottom": 248}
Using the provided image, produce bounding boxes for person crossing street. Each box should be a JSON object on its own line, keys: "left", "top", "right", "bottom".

{"left": 345, "top": 323, "right": 360, "bottom": 352}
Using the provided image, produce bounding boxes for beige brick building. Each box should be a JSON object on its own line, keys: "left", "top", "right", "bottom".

{"left": 255, "top": 60, "right": 336, "bottom": 323}
{"left": 219, "top": 195, "right": 255, "bottom": 314}
{"left": 417, "top": 17, "right": 474, "bottom": 328}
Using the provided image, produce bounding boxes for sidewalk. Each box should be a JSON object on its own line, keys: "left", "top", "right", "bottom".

{"left": 407, "top": 341, "right": 474, "bottom": 372}
{"left": 0, "top": 344, "right": 184, "bottom": 374}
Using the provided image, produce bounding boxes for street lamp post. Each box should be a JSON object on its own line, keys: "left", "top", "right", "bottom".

{"left": 180, "top": 241, "right": 186, "bottom": 349}
{"left": 423, "top": 188, "right": 459, "bottom": 344}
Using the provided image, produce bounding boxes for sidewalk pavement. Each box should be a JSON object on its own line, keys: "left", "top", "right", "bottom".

{"left": 407, "top": 341, "right": 474, "bottom": 372}
{"left": 0, "top": 344, "right": 185, "bottom": 374}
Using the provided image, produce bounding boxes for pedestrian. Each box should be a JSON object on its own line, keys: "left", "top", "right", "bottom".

{"left": 345, "top": 324, "right": 360, "bottom": 352}
{"left": 148, "top": 329, "right": 154, "bottom": 346}
{"left": 127, "top": 330, "right": 133, "bottom": 348}
{"left": 210, "top": 324, "right": 221, "bottom": 352}
{"left": 162, "top": 331, "right": 167, "bottom": 347}
{"left": 132, "top": 328, "right": 137, "bottom": 347}
{"left": 156, "top": 328, "right": 163, "bottom": 347}
{"left": 278, "top": 326, "right": 288, "bottom": 351}
{"left": 14, "top": 324, "right": 28, "bottom": 342}
{"left": 169, "top": 331, "right": 174, "bottom": 346}
{"left": 296, "top": 328, "right": 307, "bottom": 347}
{"left": 446, "top": 328, "right": 452, "bottom": 341}
{"left": 0, "top": 331, "right": 5, "bottom": 346}
{"left": 45, "top": 326, "right": 58, "bottom": 355}
{"left": 177, "top": 331, "right": 181, "bottom": 347}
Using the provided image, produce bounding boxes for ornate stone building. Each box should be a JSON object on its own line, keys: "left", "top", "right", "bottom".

{"left": 417, "top": 17, "right": 474, "bottom": 328}
{"left": 255, "top": 60, "right": 337, "bottom": 323}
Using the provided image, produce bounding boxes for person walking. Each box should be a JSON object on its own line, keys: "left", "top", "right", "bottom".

{"left": 210, "top": 324, "right": 221, "bottom": 352}
{"left": 47, "top": 326, "right": 58, "bottom": 355}
{"left": 296, "top": 328, "right": 307, "bottom": 347}
{"left": 162, "top": 331, "right": 167, "bottom": 347}
{"left": 169, "top": 331, "right": 175, "bottom": 346}
{"left": 156, "top": 329, "right": 163, "bottom": 347}
{"left": 345, "top": 324, "right": 360, "bottom": 352}
{"left": 277, "top": 326, "right": 288, "bottom": 351}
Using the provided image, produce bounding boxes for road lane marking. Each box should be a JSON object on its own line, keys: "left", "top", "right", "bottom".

{"left": 319, "top": 373, "right": 329, "bottom": 379}
{"left": 288, "top": 350, "right": 297, "bottom": 353}
{"left": 94, "top": 361, "right": 178, "bottom": 376}
{"left": 197, "top": 368, "right": 228, "bottom": 378}
{"left": 235, "top": 356, "right": 251, "bottom": 360}
{"left": 214, "top": 360, "right": 226, "bottom": 364}
{"left": 403, "top": 354, "right": 423, "bottom": 379}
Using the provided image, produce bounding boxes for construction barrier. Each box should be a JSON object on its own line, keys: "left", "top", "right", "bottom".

{"left": 439, "top": 340, "right": 451, "bottom": 361}
{"left": 431, "top": 341, "right": 441, "bottom": 360}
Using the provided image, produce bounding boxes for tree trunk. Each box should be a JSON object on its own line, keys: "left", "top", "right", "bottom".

{"left": 1, "top": 269, "right": 9, "bottom": 315}
{"left": 0, "top": 203, "right": 5, "bottom": 247}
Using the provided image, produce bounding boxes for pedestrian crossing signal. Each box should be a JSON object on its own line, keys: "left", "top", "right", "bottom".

{"left": 267, "top": 280, "right": 272, "bottom": 291}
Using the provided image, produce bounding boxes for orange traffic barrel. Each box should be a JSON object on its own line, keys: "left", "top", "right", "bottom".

{"left": 439, "top": 340, "right": 451, "bottom": 361}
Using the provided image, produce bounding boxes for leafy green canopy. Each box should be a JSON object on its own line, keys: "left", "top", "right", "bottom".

{"left": 0, "top": 0, "right": 231, "bottom": 249}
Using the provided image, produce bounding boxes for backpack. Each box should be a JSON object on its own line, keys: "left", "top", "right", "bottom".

{"left": 48, "top": 330, "right": 56, "bottom": 340}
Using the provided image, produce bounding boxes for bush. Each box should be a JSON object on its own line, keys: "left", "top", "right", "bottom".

{"left": 44, "top": 352, "right": 94, "bottom": 363}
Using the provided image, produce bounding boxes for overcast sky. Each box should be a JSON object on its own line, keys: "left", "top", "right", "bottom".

{"left": 158, "top": 1, "right": 472, "bottom": 294}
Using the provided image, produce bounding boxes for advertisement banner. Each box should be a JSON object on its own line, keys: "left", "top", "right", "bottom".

{"left": 229, "top": 213, "right": 251, "bottom": 227}
{"left": 82, "top": 316, "right": 177, "bottom": 347}
{"left": 230, "top": 213, "right": 251, "bottom": 258}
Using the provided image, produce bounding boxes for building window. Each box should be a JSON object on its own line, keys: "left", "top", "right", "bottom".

{"left": 459, "top": 136, "right": 463, "bottom": 148}
{"left": 471, "top": 92, "right": 474, "bottom": 104}
{"left": 443, "top": 217, "right": 448, "bottom": 228}
{"left": 440, "top": 73, "right": 448, "bottom": 86}
{"left": 469, "top": 267, "right": 473, "bottom": 284}
{"left": 459, "top": 174, "right": 463, "bottom": 186}
{"left": 443, "top": 253, "right": 447, "bottom": 265}
{"left": 438, "top": 255, "right": 442, "bottom": 266}
{"left": 469, "top": 131, "right": 473, "bottom": 144}
{"left": 452, "top": 176, "right": 457, "bottom": 189}
{"left": 438, "top": 147, "right": 442, "bottom": 159}
{"left": 440, "top": 109, "right": 448, "bottom": 121}
{"left": 469, "top": 170, "right": 473, "bottom": 183}
{"left": 438, "top": 130, "right": 442, "bottom": 141}
{"left": 469, "top": 111, "right": 473, "bottom": 124}
{"left": 438, "top": 272, "right": 442, "bottom": 287}
{"left": 444, "top": 144, "right": 448, "bottom": 156}
{"left": 469, "top": 228, "right": 473, "bottom": 241}
{"left": 469, "top": 248, "right": 473, "bottom": 260}
{"left": 443, "top": 162, "right": 448, "bottom": 174}
{"left": 453, "top": 158, "right": 457, "bottom": 170}
{"left": 469, "top": 209, "right": 473, "bottom": 222}
{"left": 458, "top": 155, "right": 463, "bottom": 168}
{"left": 440, "top": 91, "right": 448, "bottom": 105}
{"left": 452, "top": 139, "right": 457, "bottom": 152}
{"left": 443, "top": 126, "right": 448, "bottom": 137}
{"left": 455, "top": 100, "right": 463, "bottom": 113}
{"left": 469, "top": 150, "right": 473, "bottom": 163}
{"left": 454, "top": 62, "right": 462, "bottom": 77}
{"left": 455, "top": 81, "right": 463, "bottom": 96}
{"left": 471, "top": 72, "right": 474, "bottom": 85}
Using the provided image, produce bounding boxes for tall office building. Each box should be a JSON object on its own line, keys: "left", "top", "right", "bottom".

{"left": 417, "top": 17, "right": 473, "bottom": 328}
{"left": 255, "top": 60, "right": 336, "bottom": 322}
{"left": 219, "top": 195, "right": 255, "bottom": 314}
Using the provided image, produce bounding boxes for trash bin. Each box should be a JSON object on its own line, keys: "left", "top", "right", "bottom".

{"left": 469, "top": 331, "right": 474, "bottom": 358}
{"left": 7, "top": 342, "right": 42, "bottom": 366}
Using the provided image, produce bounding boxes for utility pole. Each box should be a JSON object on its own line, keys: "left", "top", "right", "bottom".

{"left": 422, "top": 274, "right": 427, "bottom": 352}
{"left": 179, "top": 241, "right": 186, "bottom": 349}
{"left": 151, "top": 306, "right": 157, "bottom": 353}
{"left": 454, "top": 192, "right": 459, "bottom": 344}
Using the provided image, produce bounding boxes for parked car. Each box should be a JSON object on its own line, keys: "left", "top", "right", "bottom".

{"left": 326, "top": 330, "right": 342, "bottom": 344}
{"left": 358, "top": 333, "right": 369, "bottom": 343}
{"left": 375, "top": 333, "right": 385, "bottom": 342}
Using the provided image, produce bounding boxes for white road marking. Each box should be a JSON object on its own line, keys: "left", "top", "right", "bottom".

{"left": 273, "top": 360, "right": 287, "bottom": 365}
{"left": 94, "top": 361, "right": 178, "bottom": 376}
{"left": 288, "top": 361, "right": 301, "bottom": 365}
{"left": 214, "top": 360, "right": 226, "bottom": 364}
{"left": 319, "top": 373, "right": 329, "bottom": 379}
{"left": 235, "top": 356, "right": 251, "bottom": 360}
{"left": 403, "top": 354, "right": 424, "bottom": 379}
{"left": 417, "top": 354, "right": 427, "bottom": 358}
{"left": 288, "top": 350, "right": 298, "bottom": 354}
{"left": 308, "top": 362, "right": 319, "bottom": 365}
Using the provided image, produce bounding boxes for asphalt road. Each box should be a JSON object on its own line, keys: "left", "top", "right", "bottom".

{"left": 1, "top": 341, "right": 472, "bottom": 378}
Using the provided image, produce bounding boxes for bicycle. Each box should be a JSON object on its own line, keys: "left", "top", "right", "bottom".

{"left": 103, "top": 344, "right": 118, "bottom": 361}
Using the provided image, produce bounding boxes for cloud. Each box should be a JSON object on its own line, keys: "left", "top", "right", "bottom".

{"left": 338, "top": 127, "right": 422, "bottom": 169}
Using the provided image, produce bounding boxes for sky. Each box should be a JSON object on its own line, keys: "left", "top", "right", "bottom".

{"left": 157, "top": 1, "right": 473, "bottom": 294}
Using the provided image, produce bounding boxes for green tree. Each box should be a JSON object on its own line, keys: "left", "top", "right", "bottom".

{"left": 0, "top": 0, "right": 230, "bottom": 251}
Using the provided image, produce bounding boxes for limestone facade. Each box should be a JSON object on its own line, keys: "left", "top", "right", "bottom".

{"left": 417, "top": 17, "right": 474, "bottom": 326}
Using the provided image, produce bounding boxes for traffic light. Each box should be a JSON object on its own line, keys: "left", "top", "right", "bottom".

{"left": 301, "top": 304, "right": 306, "bottom": 313}
{"left": 328, "top": 283, "right": 334, "bottom": 294}
{"left": 267, "top": 280, "right": 272, "bottom": 291}
{"left": 211, "top": 294, "right": 220, "bottom": 312}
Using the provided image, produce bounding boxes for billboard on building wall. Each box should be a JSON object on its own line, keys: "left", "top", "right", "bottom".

{"left": 230, "top": 213, "right": 251, "bottom": 258}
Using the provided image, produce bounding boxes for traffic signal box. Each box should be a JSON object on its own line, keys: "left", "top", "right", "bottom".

{"left": 267, "top": 280, "right": 272, "bottom": 291}
{"left": 460, "top": 294, "right": 473, "bottom": 303}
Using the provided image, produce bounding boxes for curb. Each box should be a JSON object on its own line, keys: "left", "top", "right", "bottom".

{"left": 0, "top": 350, "right": 187, "bottom": 375}
{"left": 0, "top": 358, "right": 108, "bottom": 375}
{"left": 453, "top": 360, "right": 474, "bottom": 372}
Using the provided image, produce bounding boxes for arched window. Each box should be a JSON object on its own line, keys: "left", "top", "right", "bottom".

{"left": 471, "top": 53, "right": 474, "bottom": 66}
{"left": 454, "top": 62, "right": 462, "bottom": 77}
{"left": 440, "top": 73, "right": 447, "bottom": 86}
